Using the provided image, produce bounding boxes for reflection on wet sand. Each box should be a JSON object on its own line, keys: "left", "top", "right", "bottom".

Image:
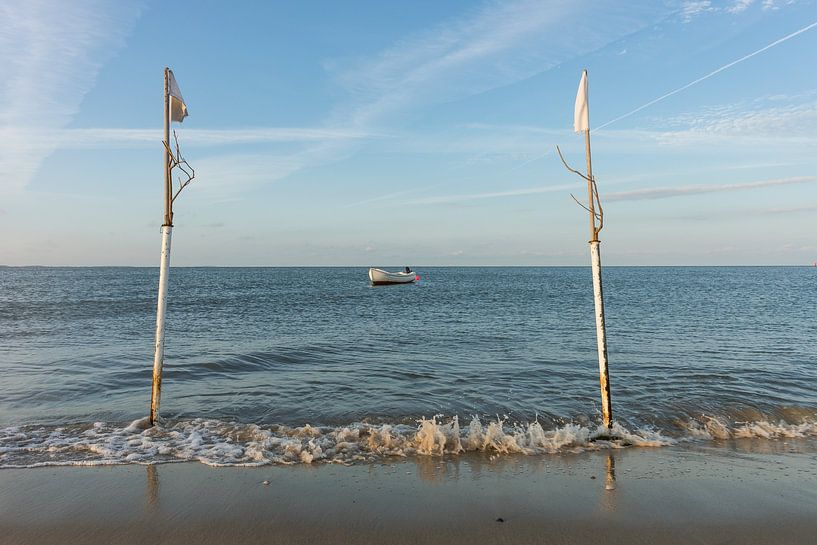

{"left": 146, "top": 464, "right": 159, "bottom": 511}
{"left": 605, "top": 452, "right": 616, "bottom": 491}
{"left": 597, "top": 452, "right": 618, "bottom": 514}
{"left": 415, "top": 456, "right": 463, "bottom": 483}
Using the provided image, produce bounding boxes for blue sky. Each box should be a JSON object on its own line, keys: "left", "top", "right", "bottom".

{"left": 1, "top": 0, "right": 816, "bottom": 266}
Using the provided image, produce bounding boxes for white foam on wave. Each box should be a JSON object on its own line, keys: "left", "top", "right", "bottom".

{"left": 681, "top": 416, "right": 817, "bottom": 440}
{"left": 0, "top": 416, "right": 674, "bottom": 468}
{"left": 3, "top": 414, "right": 815, "bottom": 469}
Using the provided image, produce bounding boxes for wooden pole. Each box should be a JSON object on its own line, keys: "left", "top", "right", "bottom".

{"left": 559, "top": 69, "right": 613, "bottom": 432}
{"left": 150, "top": 68, "right": 173, "bottom": 425}
{"left": 163, "top": 67, "right": 172, "bottom": 227}
{"left": 584, "top": 123, "right": 612, "bottom": 431}
{"left": 585, "top": 129, "right": 596, "bottom": 243}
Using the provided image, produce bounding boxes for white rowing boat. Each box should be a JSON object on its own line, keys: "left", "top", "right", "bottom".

{"left": 368, "top": 267, "right": 417, "bottom": 285}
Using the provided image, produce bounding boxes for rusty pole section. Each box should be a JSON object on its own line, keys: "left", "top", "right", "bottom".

{"left": 150, "top": 68, "right": 173, "bottom": 425}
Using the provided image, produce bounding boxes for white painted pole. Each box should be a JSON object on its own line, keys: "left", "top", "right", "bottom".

{"left": 149, "top": 67, "right": 173, "bottom": 425}
{"left": 149, "top": 225, "right": 172, "bottom": 424}
{"left": 590, "top": 239, "right": 612, "bottom": 429}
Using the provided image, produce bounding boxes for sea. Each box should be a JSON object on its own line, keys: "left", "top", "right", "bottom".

{"left": 1, "top": 266, "right": 816, "bottom": 467}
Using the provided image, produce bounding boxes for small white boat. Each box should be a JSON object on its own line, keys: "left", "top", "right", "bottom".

{"left": 368, "top": 267, "right": 417, "bottom": 285}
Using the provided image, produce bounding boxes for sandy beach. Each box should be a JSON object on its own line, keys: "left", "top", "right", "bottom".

{"left": 3, "top": 441, "right": 816, "bottom": 545}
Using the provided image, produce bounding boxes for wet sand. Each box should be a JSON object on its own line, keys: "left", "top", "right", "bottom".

{"left": 2, "top": 443, "right": 816, "bottom": 544}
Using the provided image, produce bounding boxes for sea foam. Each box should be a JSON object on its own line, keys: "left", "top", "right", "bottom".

{"left": 1, "top": 414, "right": 815, "bottom": 468}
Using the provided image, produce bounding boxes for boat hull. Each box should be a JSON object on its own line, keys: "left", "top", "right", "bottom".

{"left": 368, "top": 268, "right": 417, "bottom": 285}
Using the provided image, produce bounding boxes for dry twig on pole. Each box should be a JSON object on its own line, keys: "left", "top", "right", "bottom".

{"left": 557, "top": 145, "right": 604, "bottom": 238}
{"left": 162, "top": 130, "right": 196, "bottom": 204}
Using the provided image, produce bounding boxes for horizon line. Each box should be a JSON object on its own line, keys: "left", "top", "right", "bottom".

{"left": 1, "top": 264, "right": 812, "bottom": 269}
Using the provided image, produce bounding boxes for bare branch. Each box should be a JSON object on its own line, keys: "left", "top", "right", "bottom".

{"left": 570, "top": 193, "right": 600, "bottom": 218}
{"left": 168, "top": 129, "right": 195, "bottom": 203}
{"left": 162, "top": 140, "right": 177, "bottom": 165}
{"left": 592, "top": 178, "right": 604, "bottom": 235}
{"left": 556, "top": 145, "right": 592, "bottom": 183}
{"left": 558, "top": 144, "right": 605, "bottom": 236}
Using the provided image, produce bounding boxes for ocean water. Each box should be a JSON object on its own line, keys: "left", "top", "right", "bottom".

{"left": 1, "top": 266, "right": 816, "bottom": 467}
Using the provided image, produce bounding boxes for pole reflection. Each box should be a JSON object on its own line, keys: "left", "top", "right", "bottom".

{"left": 146, "top": 464, "right": 159, "bottom": 511}
{"left": 598, "top": 452, "right": 617, "bottom": 514}
{"left": 605, "top": 452, "right": 616, "bottom": 491}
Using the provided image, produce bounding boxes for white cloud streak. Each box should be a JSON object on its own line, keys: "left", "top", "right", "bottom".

{"left": 681, "top": 1, "right": 714, "bottom": 22}
{"left": 0, "top": 1, "right": 143, "bottom": 193}
{"left": 189, "top": 153, "right": 306, "bottom": 199}
{"left": 605, "top": 175, "right": 817, "bottom": 201}
{"left": 758, "top": 203, "right": 817, "bottom": 214}
{"left": 0, "top": 127, "right": 379, "bottom": 150}
{"left": 403, "top": 183, "right": 577, "bottom": 205}
{"left": 387, "top": 175, "right": 816, "bottom": 207}
{"left": 726, "top": 0, "right": 755, "bottom": 14}
{"left": 343, "top": 187, "right": 432, "bottom": 208}
{"left": 657, "top": 96, "right": 817, "bottom": 137}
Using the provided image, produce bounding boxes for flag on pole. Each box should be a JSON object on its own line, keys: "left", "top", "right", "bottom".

{"left": 574, "top": 69, "right": 589, "bottom": 133}
{"left": 168, "top": 70, "right": 188, "bottom": 122}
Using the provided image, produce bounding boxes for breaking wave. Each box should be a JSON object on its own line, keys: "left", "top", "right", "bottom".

{"left": 2, "top": 413, "right": 816, "bottom": 469}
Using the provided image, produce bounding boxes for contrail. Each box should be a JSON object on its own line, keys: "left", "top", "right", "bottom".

{"left": 596, "top": 20, "right": 817, "bottom": 130}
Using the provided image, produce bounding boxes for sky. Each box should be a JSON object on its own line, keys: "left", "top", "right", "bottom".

{"left": 1, "top": 0, "right": 816, "bottom": 266}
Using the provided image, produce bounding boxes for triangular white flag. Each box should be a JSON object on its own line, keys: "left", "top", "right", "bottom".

{"left": 573, "top": 70, "right": 589, "bottom": 133}
{"left": 168, "top": 70, "right": 188, "bottom": 122}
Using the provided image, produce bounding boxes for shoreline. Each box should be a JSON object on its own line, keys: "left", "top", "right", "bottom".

{"left": 3, "top": 443, "right": 816, "bottom": 544}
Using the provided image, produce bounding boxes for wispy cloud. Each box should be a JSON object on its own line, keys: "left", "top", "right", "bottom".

{"left": 203, "top": 1, "right": 673, "bottom": 198}
{"left": 684, "top": 0, "right": 790, "bottom": 19}
{"left": 187, "top": 146, "right": 338, "bottom": 201}
{"left": 404, "top": 183, "right": 577, "bottom": 205}
{"left": 0, "top": 126, "right": 379, "bottom": 150}
{"left": 758, "top": 203, "right": 817, "bottom": 214}
{"left": 181, "top": 134, "right": 375, "bottom": 202}
{"left": 343, "top": 187, "right": 432, "bottom": 208}
{"left": 0, "top": 0, "right": 143, "bottom": 193}
{"left": 658, "top": 95, "right": 817, "bottom": 137}
{"left": 390, "top": 173, "right": 817, "bottom": 207}
{"left": 597, "top": 19, "right": 817, "bottom": 130}
{"left": 682, "top": 1, "right": 714, "bottom": 22}
{"left": 726, "top": 0, "right": 755, "bottom": 14}
{"left": 331, "top": 0, "right": 671, "bottom": 128}
{"left": 665, "top": 200, "right": 817, "bottom": 221}
{"left": 605, "top": 175, "right": 817, "bottom": 201}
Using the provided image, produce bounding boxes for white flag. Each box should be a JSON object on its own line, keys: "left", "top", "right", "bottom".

{"left": 168, "top": 69, "right": 188, "bottom": 122}
{"left": 573, "top": 69, "right": 589, "bottom": 133}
